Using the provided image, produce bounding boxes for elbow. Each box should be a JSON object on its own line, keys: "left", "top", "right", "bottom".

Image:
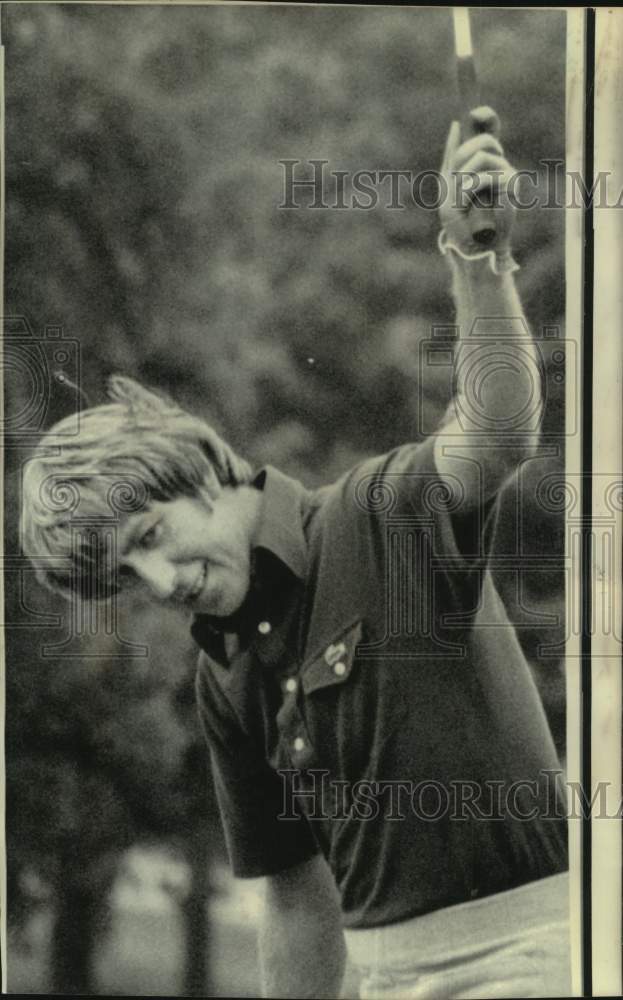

{"left": 515, "top": 426, "right": 541, "bottom": 461}
{"left": 493, "top": 433, "right": 541, "bottom": 488}
{"left": 490, "top": 395, "right": 543, "bottom": 465}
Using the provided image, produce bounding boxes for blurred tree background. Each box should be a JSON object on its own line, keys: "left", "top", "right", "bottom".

{"left": 3, "top": 4, "right": 567, "bottom": 996}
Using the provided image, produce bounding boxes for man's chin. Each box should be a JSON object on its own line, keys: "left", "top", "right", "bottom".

{"left": 198, "top": 586, "right": 247, "bottom": 618}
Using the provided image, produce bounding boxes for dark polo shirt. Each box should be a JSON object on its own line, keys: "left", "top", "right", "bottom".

{"left": 192, "top": 437, "right": 568, "bottom": 929}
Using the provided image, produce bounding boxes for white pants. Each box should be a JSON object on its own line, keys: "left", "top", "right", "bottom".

{"left": 344, "top": 873, "right": 571, "bottom": 999}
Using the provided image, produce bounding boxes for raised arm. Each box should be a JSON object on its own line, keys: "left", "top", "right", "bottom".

{"left": 434, "top": 108, "right": 542, "bottom": 508}
{"left": 259, "top": 854, "right": 346, "bottom": 999}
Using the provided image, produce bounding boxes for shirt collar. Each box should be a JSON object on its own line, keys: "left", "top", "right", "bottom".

{"left": 191, "top": 465, "right": 309, "bottom": 651}
{"left": 251, "top": 465, "right": 308, "bottom": 581}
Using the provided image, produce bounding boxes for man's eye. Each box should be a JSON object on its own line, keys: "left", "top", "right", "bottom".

{"left": 138, "top": 522, "right": 161, "bottom": 549}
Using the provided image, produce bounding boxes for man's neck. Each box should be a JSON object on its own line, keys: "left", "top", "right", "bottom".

{"left": 229, "top": 482, "right": 263, "bottom": 545}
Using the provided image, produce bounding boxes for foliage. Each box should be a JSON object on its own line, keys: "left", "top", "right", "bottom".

{"left": 3, "top": 4, "right": 567, "bottom": 991}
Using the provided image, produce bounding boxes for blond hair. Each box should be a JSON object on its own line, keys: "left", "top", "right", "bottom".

{"left": 21, "top": 376, "right": 253, "bottom": 599}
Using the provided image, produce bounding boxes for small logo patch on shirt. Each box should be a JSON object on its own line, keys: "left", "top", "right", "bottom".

{"left": 324, "top": 641, "right": 347, "bottom": 666}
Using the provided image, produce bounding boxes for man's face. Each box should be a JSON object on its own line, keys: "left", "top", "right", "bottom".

{"left": 117, "top": 487, "right": 252, "bottom": 617}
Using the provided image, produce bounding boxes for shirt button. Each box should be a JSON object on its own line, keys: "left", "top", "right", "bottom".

{"left": 333, "top": 661, "right": 347, "bottom": 677}
{"left": 293, "top": 736, "right": 305, "bottom": 752}
{"left": 258, "top": 620, "right": 272, "bottom": 635}
{"left": 284, "top": 677, "right": 298, "bottom": 693}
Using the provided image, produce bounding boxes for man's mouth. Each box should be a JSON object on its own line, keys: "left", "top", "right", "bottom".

{"left": 186, "top": 563, "right": 207, "bottom": 604}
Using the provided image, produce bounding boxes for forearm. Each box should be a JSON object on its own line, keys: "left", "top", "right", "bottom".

{"left": 450, "top": 253, "right": 524, "bottom": 323}
{"left": 259, "top": 900, "right": 346, "bottom": 999}
{"left": 448, "top": 254, "right": 542, "bottom": 452}
{"left": 434, "top": 110, "right": 540, "bottom": 500}
{"left": 258, "top": 855, "right": 346, "bottom": 999}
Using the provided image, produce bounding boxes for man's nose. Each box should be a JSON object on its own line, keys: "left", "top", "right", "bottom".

{"left": 129, "top": 552, "right": 177, "bottom": 601}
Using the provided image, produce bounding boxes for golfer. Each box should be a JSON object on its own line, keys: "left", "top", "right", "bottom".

{"left": 21, "top": 110, "right": 570, "bottom": 998}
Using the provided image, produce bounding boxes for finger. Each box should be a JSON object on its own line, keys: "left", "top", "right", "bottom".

{"left": 441, "top": 121, "right": 461, "bottom": 175}
{"left": 467, "top": 105, "right": 501, "bottom": 138}
{"left": 472, "top": 172, "right": 513, "bottom": 195}
{"left": 459, "top": 151, "right": 511, "bottom": 176}
{"left": 452, "top": 134, "right": 504, "bottom": 170}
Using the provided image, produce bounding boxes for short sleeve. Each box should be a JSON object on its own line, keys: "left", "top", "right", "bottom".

{"left": 195, "top": 652, "right": 320, "bottom": 878}
{"left": 349, "top": 436, "right": 499, "bottom": 612}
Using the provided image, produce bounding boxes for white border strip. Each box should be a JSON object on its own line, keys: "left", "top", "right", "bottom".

{"left": 0, "top": 20, "right": 6, "bottom": 997}
{"left": 591, "top": 9, "right": 623, "bottom": 996}
{"left": 565, "top": 8, "right": 585, "bottom": 997}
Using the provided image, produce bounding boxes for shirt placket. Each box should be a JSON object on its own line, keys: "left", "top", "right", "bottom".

{"left": 248, "top": 605, "right": 314, "bottom": 768}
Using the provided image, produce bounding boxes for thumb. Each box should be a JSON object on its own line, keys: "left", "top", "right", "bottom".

{"left": 441, "top": 120, "right": 461, "bottom": 175}
{"left": 468, "top": 105, "right": 501, "bottom": 138}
